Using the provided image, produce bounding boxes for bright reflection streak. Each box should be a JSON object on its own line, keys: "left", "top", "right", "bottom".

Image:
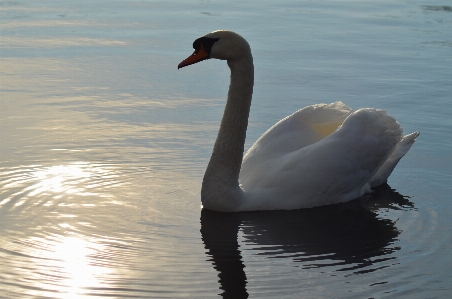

{"left": 32, "top": 164, "right": 90, "bottom": 195}
{"left": 3, "top": 162, "right": 125, "bottom": 205}
{"left": 51, "top": 236, "right": 108, "bottom": 298}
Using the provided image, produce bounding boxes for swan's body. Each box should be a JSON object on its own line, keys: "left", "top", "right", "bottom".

{"left": 178, "top": 30, "right": 419, "bottom": 212}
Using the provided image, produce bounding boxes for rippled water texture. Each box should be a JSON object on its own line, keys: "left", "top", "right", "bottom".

{"left": 1, "top": 1, "right": 451, "bottom": 298}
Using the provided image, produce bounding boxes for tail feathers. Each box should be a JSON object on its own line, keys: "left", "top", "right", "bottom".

{"left": 369, "top": 131, "right": 420, "bottom": 188}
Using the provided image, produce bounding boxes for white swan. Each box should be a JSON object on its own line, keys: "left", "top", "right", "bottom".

{"left": 178, "top": 30, "right": 419, "bottom": 212}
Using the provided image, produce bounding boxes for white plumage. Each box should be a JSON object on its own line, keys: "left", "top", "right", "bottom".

{"left": 178, "top": 30, "right": 419, "bottom": 212}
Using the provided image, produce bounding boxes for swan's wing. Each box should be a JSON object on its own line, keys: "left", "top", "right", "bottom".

{"left": 240, "top": 108, "right": 407, "bottom": 210}
{"left": 241, "top": 101, "right": 352, "bottom": 181}
{"left": 369, "top": 131, "right": 420, "bottom": 187}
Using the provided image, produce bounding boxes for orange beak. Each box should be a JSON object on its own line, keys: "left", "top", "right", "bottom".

{"left": 178, "top": 44, "right": 209, "bottom": 69}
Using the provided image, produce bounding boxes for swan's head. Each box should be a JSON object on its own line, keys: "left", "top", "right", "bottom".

{"left": 178, "top": 30, "right": 251, "bottom": 69}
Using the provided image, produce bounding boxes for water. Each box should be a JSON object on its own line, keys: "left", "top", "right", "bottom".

{"left": 1, "top": 0, "right": 451, "bottom": 298}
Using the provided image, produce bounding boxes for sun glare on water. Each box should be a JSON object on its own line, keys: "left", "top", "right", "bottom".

{"left": 48, "top": 237, "right": 110, "bottom": 298}
{"left": 32, "top": 164, "right": 90, "bottom": 194}
{"left": 0, "top": 162, "right": 126, "bottom": 297}
{"left": 0, "top": 161, "right": 125, "bottom": 208}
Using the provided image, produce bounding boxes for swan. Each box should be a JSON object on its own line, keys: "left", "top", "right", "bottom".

{"left": 178, "top": 30, "right": 419, "bottom": 212}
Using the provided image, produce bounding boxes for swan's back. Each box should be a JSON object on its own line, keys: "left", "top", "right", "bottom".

{"left": 240, "top": 102, "right": 352, "bottom": 188}
{"left": 239, "top": 103, "right": 414, "bottom": 211}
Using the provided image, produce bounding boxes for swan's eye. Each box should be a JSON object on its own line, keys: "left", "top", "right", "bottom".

{"left": 179, "top": 38, "right": 219, "bottom": 69}
{"left": 193, "top": 40, "right": 201, "bottom": 53}
{"left": 193, "top": 37, "right": 220, "bottom": 55}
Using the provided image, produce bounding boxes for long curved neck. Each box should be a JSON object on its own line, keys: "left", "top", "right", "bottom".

{"left": 201, "top": 56, "right": 254, "bottom": 211}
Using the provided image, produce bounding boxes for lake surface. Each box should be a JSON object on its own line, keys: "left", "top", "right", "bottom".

{"left": 1, "top": 0, "right": 451, "bottom": 298}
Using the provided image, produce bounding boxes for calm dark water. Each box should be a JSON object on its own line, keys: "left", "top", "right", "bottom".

{"left": 1, "top": 0, "right": 451, "bottom": 298}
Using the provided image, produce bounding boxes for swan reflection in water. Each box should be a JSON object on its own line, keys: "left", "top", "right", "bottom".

{"left": 200, "top": 184, "right": 414, "bottom": 298}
